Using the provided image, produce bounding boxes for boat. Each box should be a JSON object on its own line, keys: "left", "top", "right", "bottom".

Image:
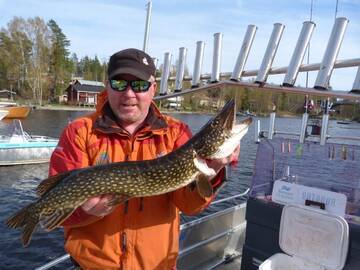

{"left": 36, "top": 109, "right": 360, "bottom": 269}
{"left": 0, "top": 109, "right": 8, "bottom": 120}
{"left": 0, "top": 102, "right": 31, "bottom": 119}
{"left": 337, "top": 120, "right": 353, "bottom": 125}
{"left": 237, "top": 110, "right": 257, "bottom": 117}
{"left": 336, "top": 120, "right": 360, "bottom": 127}
{"left": 25, "top": 4, "right": 360, "bottom": 270}
{"left": 0, "top": 120, "right": 58, "bottom": 166}
{"left": 2, "top": 106, "right": 31, "bottom": 119}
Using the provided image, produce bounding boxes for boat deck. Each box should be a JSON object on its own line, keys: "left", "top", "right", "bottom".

{"left": 217, "top": 257, "right": 241, "bottom": 270}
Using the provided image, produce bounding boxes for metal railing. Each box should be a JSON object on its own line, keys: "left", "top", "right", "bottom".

{"left": 156, "top": 17, "right": 360, "bottom": 97}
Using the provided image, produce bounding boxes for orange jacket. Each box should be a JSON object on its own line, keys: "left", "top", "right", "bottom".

{"left": 49, "top": 91, "right": 223, "bottom": 270}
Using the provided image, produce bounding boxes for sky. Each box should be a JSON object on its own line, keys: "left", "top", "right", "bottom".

{"left": 1, "top": 0, "right": 359, "bottom": 91}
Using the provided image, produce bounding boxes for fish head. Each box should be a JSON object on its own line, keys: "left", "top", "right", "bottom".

{"left": 192, "top": 99, "right": 252, "bottom": 159}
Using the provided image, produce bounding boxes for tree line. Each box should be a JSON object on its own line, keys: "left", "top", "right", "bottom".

{"left": 0, "top": 17, "right": 107, "bottom": 105}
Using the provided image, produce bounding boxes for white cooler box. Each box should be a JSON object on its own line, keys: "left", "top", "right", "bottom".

{"left": 259, "top": 204, "right": 349, "bottom": 270}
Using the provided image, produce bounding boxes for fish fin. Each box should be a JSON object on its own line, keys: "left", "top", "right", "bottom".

{"left": 22, "top": 214, "right": 39, "bottom": 247}
{"left": 5, "top": 203, "right": 35, "bottom": 229}
{"left": 106, "top": 194, "right": 129, "bottom": 207}
{"left": 193, "top": 157, "right": 216, "bottom": 178}
{"left": 40, "top": 208, "right": 76, "bottom": 231}
{"left": 5, "top": 203, "right": 39, "bottom": 247}
{"left": 36, "top": 172, "right": 71, "bottom": 197}
{"left": 196, "top": 175, "right": 213, "bottom": 198}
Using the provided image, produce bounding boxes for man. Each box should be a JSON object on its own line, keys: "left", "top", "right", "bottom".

{"left": 49, "top": 48, "right": 240, "bottom": 269}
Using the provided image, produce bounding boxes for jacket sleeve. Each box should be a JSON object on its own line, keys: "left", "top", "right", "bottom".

{"left": 170, "top": 123, "right": 226, "bottom": 215}
{"left": 49, "top": 121, "right": 101, "bottom": 227}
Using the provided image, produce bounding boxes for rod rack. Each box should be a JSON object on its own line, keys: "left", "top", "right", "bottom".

{"left": 154, "top": 80, "right": 360, "bottom": 101}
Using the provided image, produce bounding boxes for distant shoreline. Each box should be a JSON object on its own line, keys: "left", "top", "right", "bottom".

{"left": 35, "top": 105, "right": 96, "bottom": 111}
{"left": 35, "top": 105, "right": 210, "bottom": 114}
{"left": 32, "top": 105, "right": 323, "bottom": 119}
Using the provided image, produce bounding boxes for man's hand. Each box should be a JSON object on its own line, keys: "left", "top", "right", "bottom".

{"left": 206, "top": 144, "right": 240, "bottom": 176}
{"left": 81, "top": 194, "right": 117, "bottom": 217}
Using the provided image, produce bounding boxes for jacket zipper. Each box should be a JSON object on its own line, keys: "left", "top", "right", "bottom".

{"left": 121, "top": 137, "right": 134, "bottom": 268}
{"left": 124, "top": 137, "right": 136, "bottom": 214}
{"left": 121, "top": 232, "right": 127, "bottom": 252}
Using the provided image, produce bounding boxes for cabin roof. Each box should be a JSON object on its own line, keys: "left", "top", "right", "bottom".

{"left": 72, "top": 84, "right": 104, "bottom": 93}
{"left": 66, "top": 79, "right": 105, "bottom": 93}
{"left": 76, "top": 79, "right": 105, "bottom": 87}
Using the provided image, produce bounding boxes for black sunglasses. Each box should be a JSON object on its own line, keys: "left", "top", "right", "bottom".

{"left": 109, "top": 79, "right": 152, "bottom": 93}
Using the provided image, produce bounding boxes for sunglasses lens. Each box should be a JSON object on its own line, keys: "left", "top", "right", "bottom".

{"left": 110, "top": 79, "right": 151, "bottom": 92}
{"left": 131, "top": 80, "right": 151, "bottom": 92}
{"left": 110, "top": 80, "right": 128, "bottom": 91}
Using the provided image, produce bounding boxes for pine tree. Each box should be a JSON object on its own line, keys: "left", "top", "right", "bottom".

{"left": 47, "top": 19, "right": 71, "bottom": 102}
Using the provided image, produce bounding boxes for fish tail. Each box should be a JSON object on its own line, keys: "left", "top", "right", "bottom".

{"left": 5, "top": 203, "right": 34, "bottom": 229}
{"left": 22, "top": 214, "right": 39, "bottom": 247}
{"left": 5, "top": 203, "right": 39, "bottom": 247}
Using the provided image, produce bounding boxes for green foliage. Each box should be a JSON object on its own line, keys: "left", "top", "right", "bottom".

{"left": 76, "top": 55, "right": 106, "bottom": 82}
{"left": 47, "top": 19, "right": 72, "bottom": 101}
{"left": 0, "top": 16, "right": 107, "bottom": 104}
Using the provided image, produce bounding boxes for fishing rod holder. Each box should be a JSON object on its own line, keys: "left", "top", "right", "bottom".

{"left": 231, "top": 25, "right": 257, "bottom": 81}
{"left": 314, "top": 17, "right": 349, "bottom": 90}
{"left": 175, "top": 47, "right": 187, "bottom": 92}
{"left": 268, "top": 112, "right": 276, "bottom": 140}
{"left": 255, "top": 23, "right": 285, "bottom": 84}
{"left": 299, "top": 113, "right": 309, "bottom": 143}
{"left": 211, "top": 33, "right": 223, "bottom": 83}
{"left": 159, "top": 52, "right": 172, "bottom": 95}
{"left": 283, "top": 21, "right": 315, "bottom": 87}
{"left": 255, "top": 111, "right": 325, "bottom": 144}
{"left": 191, "top": 41, "right": 205, "bottom": 88}
{"left": 156, "top": 16, "right": 360, "bottom": 98}
{"left": 352, "top": 67, "right": 360, "bottom": 92}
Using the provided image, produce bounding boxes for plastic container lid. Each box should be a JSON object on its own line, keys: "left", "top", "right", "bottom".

{"left": 279, "top": 204, "right": 349, "bottom": 270}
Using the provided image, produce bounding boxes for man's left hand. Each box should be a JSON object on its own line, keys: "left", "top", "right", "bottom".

{"left": 206, "top": 144, "right": 240, "bottom": 176}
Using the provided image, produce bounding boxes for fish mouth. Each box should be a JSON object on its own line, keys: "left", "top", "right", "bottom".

{"left": 239, "top": 117, "right": 252, "bottom": 127}
{"left": 189, "top": 99, "right": 252, "bottom": 159}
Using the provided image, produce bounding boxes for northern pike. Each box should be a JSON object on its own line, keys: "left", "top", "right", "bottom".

{"left": 6, "top": 99, "right": 251, "bottom": 247}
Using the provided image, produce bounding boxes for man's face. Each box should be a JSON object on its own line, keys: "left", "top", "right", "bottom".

{"left": 106, "top": 74, "right": 156, "bottom": 128}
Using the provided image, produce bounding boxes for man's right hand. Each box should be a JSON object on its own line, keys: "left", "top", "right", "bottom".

{"left": 81, "top": 194, "right": 117, "bottom": 217}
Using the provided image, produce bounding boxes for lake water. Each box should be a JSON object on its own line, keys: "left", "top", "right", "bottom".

{"left": 1, "top": 109, "right": 360, "bottom": 269}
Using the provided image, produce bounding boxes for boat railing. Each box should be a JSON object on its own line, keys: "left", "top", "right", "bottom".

{"left": 6, "top": 119, "right": 27, "bottom": 143}
{"left": 178, "top": 203, "right": 247, "bottom": 269}
{"left": 1, "top": 119, "right": 58, "bottom": 143}
{"left": 35, "top": 254, "right": 71, "bottom": 270}
{"left": 210, "top": 188, "right": 250, "bottom": 205}
{"left": 254, "top": 112, "right": 360, "bottom": 145}
{"left": 259, "top": 129, "right": 360, "bottom": 143}
{"left": 29, "top": 135, "right": 58, "bottom": 142}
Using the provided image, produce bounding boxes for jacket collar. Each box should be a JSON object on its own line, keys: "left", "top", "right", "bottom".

{"left": 93, "top": 101, "right": 168, "bottom": 138}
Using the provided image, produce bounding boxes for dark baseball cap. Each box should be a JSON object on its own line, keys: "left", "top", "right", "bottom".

{"left": 107, "top": 48, "right": 156, "bottom": 82}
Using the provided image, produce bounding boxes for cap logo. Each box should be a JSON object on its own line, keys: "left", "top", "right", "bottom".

{"left": 142, "top": 57, "right": 149, "bottom": 65}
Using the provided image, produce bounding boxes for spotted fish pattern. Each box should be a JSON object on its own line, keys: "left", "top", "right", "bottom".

{"left": 5, "top": 99, "right": 252, "bottom": 247}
